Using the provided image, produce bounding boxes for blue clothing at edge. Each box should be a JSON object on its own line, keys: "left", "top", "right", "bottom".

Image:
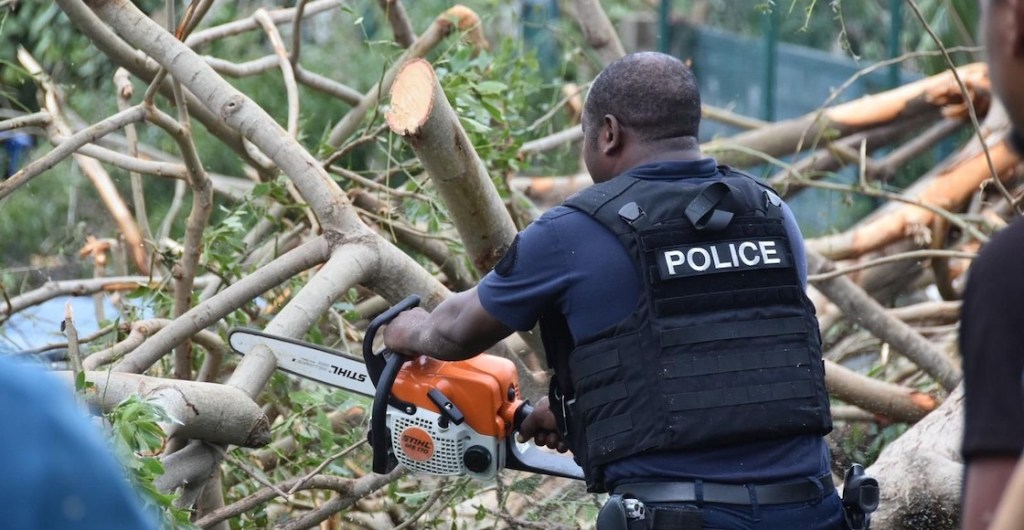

{"left": 477, "top": 158, "right": 831, "bottom": 488}
{"left": 0, "top": 356, "right": 159, "bottom": 529}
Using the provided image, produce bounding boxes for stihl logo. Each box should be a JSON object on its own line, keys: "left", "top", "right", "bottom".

{"left": 400, "top": 427, "right": 435, "bottom": 462}
{"left": 330, "top": 365, "right": 367, "bottom": 383}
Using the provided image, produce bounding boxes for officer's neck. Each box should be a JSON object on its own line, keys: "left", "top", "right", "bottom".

{"left": 623, "top": 136, "right": 704, "bottom": 170}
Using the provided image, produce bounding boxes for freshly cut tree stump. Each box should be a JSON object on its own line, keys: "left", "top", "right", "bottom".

{"left": 387, "top": 58, "right": 518, "bottom": 273}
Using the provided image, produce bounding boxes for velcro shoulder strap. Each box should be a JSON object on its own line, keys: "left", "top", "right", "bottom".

{"left": 684, "top": 181, "right": 733, "bottom": 231}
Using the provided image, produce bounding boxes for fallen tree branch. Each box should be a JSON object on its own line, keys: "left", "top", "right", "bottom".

{"left": 867, "top": 384, "right": 964, "bottom": 528}
{"left": 705, "top": 63, "right": 990, "bottom": 168}
{"left": 386, "top": 58, "right": 517, "bottom": 273}
{"left": 54, "top": 0, "right": 267, "bottom": 171}
{"left": 808, "top": 250, "right": 962, "bottom": 391}
{"left": 184, "top": 0, "right": 342, "bottom": 50}
{"left": 83, "top": 319, "right": 227, "bottom": 376}
{"left": 0, "top": 111, "right": 51, "bottom": 132}
{"left": 111, "top": 236, "right": 330, "bottom": 374}
{"left": 54, "top": 371, "right": 270, "bottom": 447}
{"left": 0, "top": 102, "right": 146, "bottom": 200}
{"left": 0, "top": 275, "right": 205, "bottom": 323}
{"left": 571, "top": 0, "right": 626, "bottom": 65}
{"left": 808, "top": 106, "right": 1016, "bottom": 260}
{"left": 203, "top": 54, "right": 362, "bottom": 106}
{"left": 271, "top": 467, "right": 408, "bottom": 530}
{"left": 147, "top": 104, "right": 215, "bottom": 381}
{"left": 254, "top": 8, "right": 300, "bottom": 138}
{"left": 808, "top": 249, "right": 977, "bottom": 282}
{"left": 905, "top": 0, "right": 1012, "bottom": 211}
{"left": 825, "top": 360, "right": 937, "bottom": 424}
{"left": 377, "top": 0, "right": 415, "bottom": 48}
{"left": 326, "top": 4, "right": 489, "bottom": 147}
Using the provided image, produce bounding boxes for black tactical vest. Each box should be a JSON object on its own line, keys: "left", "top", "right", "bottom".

{"left": 540, "top": 167, "right": 832, "bottom": 492}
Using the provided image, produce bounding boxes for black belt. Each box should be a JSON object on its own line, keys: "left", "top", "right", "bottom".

{"left": 613, "top": 473, "right": 834, "bottom": 506}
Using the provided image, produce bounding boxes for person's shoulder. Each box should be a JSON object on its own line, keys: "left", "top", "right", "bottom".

{"left": 526, "top": 204, "right": 595, "bottom": 231}
{"left": 974, "top": 218, "right": 1024, "bottom": 270}
{"left": 517, "top": 205, "right": 613, "bottom": 252}
{"left": 538, "top": 204, "right": 587, "bottom": 221}
{"left": 0, "top": 356, "right": 64, "bottom": 400}
{"left": 718, "top": 165, "right": 772, "bottom": 188}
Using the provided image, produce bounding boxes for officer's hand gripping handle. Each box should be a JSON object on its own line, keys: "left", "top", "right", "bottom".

{"left": 362, "top": 294, "right": 421, "bottom": 474}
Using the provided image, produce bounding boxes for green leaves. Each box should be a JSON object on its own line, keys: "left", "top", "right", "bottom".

{"left": 107, "top": 395, "right": 197, "bottom": 529}
{"left": 432, "top": 39, "right": 562, "bottom": 184}
{"left": 73, "top": 370, "right": 93, "bottom": 393}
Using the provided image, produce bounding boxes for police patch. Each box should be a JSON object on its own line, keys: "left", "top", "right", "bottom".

{"left": 656, "top": 237, "right": 790, "bottom": 280}
{"left": 494, "top": 235, "right": 520, "bottom": 277}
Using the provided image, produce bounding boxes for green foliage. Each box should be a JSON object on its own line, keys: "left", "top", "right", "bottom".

{"left": 831, "top": 421, "right": 909, "bottom": 470}
{"left": 0, "top": 1, "right": 163, "bottom": 109}
{"left": 107, "top": 395, "right": 197, "bottom": 529}
{"left": 436, "top": 39, "right": 549, "bottom": 179}
{"left": 0, "top": 158, "right": 107, "bottom": 271}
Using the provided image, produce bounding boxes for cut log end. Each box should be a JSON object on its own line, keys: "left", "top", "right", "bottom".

{"left": 386, "top": 58, "right": 438, "bottom": 136}
{"left": 442, "top": 5, "right": 489, "bottom": 51}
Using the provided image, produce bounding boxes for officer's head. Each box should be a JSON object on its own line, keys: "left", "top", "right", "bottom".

{"left": 581, "top": 52, "right": 701, "bottom": 183}
{"left": 981, "top": 0, "right": 1024, "bottom": 131}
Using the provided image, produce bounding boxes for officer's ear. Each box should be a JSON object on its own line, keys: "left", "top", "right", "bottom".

{"left": 599, "top": 114, "right": 624, "bottom": 156}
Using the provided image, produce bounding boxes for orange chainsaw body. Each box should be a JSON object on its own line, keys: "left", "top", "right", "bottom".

{"left": 390, "top": 353, "right": 524, "bottom": 439}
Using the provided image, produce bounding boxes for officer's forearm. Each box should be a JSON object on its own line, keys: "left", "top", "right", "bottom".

{"left": 412, "top": 289, "right": 512, "bottom": 361}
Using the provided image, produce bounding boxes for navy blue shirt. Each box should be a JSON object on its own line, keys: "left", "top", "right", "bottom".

{"left": 478, "top": 159, "right": 830, "bottom": 487}
{"left": 0, "top": 356, "right": 159, "bottom": 529}
{"left": 961, "top": 216, "right": 1024, "bottom": 459}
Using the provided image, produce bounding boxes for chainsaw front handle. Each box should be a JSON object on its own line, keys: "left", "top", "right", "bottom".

{"left": 363, "top": 294, "right": 421, "bottom": 474}
{"left": 362, "top": 294, "right": 421, "bottom": 387}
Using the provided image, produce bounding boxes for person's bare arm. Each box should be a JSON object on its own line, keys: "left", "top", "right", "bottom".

{"left": 382, "top": 287, "right": 514, "bottom": 361}
{"left": 962, "top": 455, "right": 1019, "bottom": 530}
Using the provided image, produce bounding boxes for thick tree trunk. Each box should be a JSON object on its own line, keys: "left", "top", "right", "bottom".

{"left": 867, "top": 385, "right": 964, "bottom": 530}
{"left": 825, "top": 360, "right": 937, "bottom": 423}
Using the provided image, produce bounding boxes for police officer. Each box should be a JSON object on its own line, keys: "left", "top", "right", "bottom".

{"left": 383, "top": 51, "right": 845, "bottom": 529}
{"left": 960, "top": 1, "right": 1024, "bottom": 528}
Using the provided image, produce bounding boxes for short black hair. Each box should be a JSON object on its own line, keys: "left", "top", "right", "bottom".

{"left": 583, "top": 52, "right": 701, "bottom": 143}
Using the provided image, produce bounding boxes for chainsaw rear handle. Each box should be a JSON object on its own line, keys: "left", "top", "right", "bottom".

{"left": 511, "top": 402, "right": 562, "bottom": 449}
{"left": 362, "top": 294, "right": 421, "bottom": 387}
{"left": 513, "top": 402, "right": 534, "bottom": 432}
{"left": 508, "top": 401, "right": 585, "bottom": 480}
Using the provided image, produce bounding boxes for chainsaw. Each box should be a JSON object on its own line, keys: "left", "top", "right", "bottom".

{"left": 229, "top": 295, "right": 583, "bottom": 482}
